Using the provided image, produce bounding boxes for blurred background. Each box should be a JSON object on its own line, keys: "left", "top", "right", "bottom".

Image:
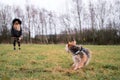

{"left": 0, "top": 0, "right": 120, "bottom": 44}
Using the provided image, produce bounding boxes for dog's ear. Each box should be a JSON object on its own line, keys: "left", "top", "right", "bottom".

{"left": 68, "top": 42, "right": 72, "bottom": 48}
{"left": 73, "top": 40, "right": 76, "bottom": 45}
{"left": 68, "top": 42, "right": 71, "bottom": 44}
{"left": 68, "top": 42, "right": 70, "bottom": 46}
{"left": 68, "top": 41, "right": 76, "bottom": 46}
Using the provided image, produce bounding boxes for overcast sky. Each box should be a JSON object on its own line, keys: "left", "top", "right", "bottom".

{"left": 0, "top": 0, "right": 116, "bottom": 36}
{"left": 0, "top": 0, "right": 72, "bottom": 14}
{"left": 0, "top": 0, "right": 114, "bottom": 13}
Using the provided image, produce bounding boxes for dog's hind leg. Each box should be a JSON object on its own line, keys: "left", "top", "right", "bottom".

{"left": 78, "top": 53, "right": 88, "bottom": 69}
{"left": 84, "top": 53, "right": 91, "bottom": 66}
{"left": 82, "top": 48, "right": 91, "bottom": 66}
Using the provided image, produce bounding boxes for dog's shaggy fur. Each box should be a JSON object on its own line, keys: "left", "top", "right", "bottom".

{"left": 65, "top": 41, "right": 91, "bottom": 70}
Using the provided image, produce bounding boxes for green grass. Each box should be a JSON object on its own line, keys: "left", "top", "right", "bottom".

{"left": 0, "top": 44, "right": 120, "bottom": 80}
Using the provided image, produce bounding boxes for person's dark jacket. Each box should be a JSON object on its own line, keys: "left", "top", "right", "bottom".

{"left": 11, "top": 27, "right": 22, "bottom": 37}
{"left": 11, "top": 18, "right": 22, "bottom": 37}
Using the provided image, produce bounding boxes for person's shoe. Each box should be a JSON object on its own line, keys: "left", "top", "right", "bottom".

{"left": 19, "top": 48, "right": 21, "bottom": 50}
{"left": 14, "top": 48, "right": 16, "bottom": 50}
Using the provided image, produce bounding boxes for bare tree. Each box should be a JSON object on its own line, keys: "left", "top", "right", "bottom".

{"left": 89, "top": 1, "right": 96, "bottom": 43}
{"left": 25, "top": 4, "right": 32, "bottom": 43}
{"left": 73, "top": 0, "right": 82, "bottom": 32}
{"left": 38, "top": 9, "right": 49, "bottom": 43}
{"left": 96, "top": 0, "right": 107, "bottom": 29}
{"left": 59, "top": 14, "right": 72, "bottom": 42}
{"left": 0, "top": 5, "right": 12, "bottom": 43}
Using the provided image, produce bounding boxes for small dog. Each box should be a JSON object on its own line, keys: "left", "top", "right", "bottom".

{"left": 65, "top": 40, "right": 91, "bottom": 70}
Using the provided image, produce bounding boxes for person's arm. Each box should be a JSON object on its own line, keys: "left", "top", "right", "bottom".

{"left": 20, "top": 28, "right": 22, "bottom": 37}
{"left": 19, "top": 28, "right": 23, "bottom": 41}
{"left": 11, "top": 27, "right": 14, "bottom": 37}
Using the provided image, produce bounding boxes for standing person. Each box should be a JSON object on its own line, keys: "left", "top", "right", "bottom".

{"left": 11, "top": 18, "right": 22, "bottom": 50}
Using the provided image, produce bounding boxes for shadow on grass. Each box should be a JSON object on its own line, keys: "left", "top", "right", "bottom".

{"left": 12, "top": 66, "right": 87, "bottom": 75}
{"left": 102, "top": 64, "right": 119, "bottom": 70}
{"left": 13, "top": 67, "right": 52, "bottom": 74}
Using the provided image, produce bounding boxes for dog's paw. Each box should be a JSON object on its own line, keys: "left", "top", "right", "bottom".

{"left": 78, "top": 65, "right": 84, "bottom": 69}
{"left": 73, "top": 67, "right": 79, "bottom": 70}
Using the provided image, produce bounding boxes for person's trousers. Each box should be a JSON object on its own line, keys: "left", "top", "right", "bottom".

{"left": 13, "top": 37, "right": 21, "bottom": 48}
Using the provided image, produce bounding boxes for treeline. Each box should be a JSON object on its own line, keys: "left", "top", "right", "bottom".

{"left": 0, "top": 0, "right": 120, "bottom": 44}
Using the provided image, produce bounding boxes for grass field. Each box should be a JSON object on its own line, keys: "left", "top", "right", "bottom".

{"left": 0, "top": 44, "right": 120, "bottom": 80}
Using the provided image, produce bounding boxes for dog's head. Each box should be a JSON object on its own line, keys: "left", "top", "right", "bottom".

{"left": 65, "top": 40, "right": 76, "bottom": 53}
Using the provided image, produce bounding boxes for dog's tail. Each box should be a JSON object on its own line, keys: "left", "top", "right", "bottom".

{"left": 82, "top": 48, "right": 91, "bottom": 66}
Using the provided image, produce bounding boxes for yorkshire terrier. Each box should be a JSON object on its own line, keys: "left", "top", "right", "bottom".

{"left": 65, "top": 40, "right": 91, "bottom": 70}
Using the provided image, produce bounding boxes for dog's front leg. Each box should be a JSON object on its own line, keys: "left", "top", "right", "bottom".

{"left": 72, "top": 63, "right": 76, "bottom": 67}
{"left": 72, "top": 56, "right": 76, "bottom": 69}
{"left": 71, "top": 63, "right": 76, "bottom": 70}
{"left": 73, "top": 63, "right": 79, "bottom": 70}
{"left": 73, "top": 61, "right": 80, "bottom": 70}
{"left": 73, "top": 55, "right": 81, "bottom": 70}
